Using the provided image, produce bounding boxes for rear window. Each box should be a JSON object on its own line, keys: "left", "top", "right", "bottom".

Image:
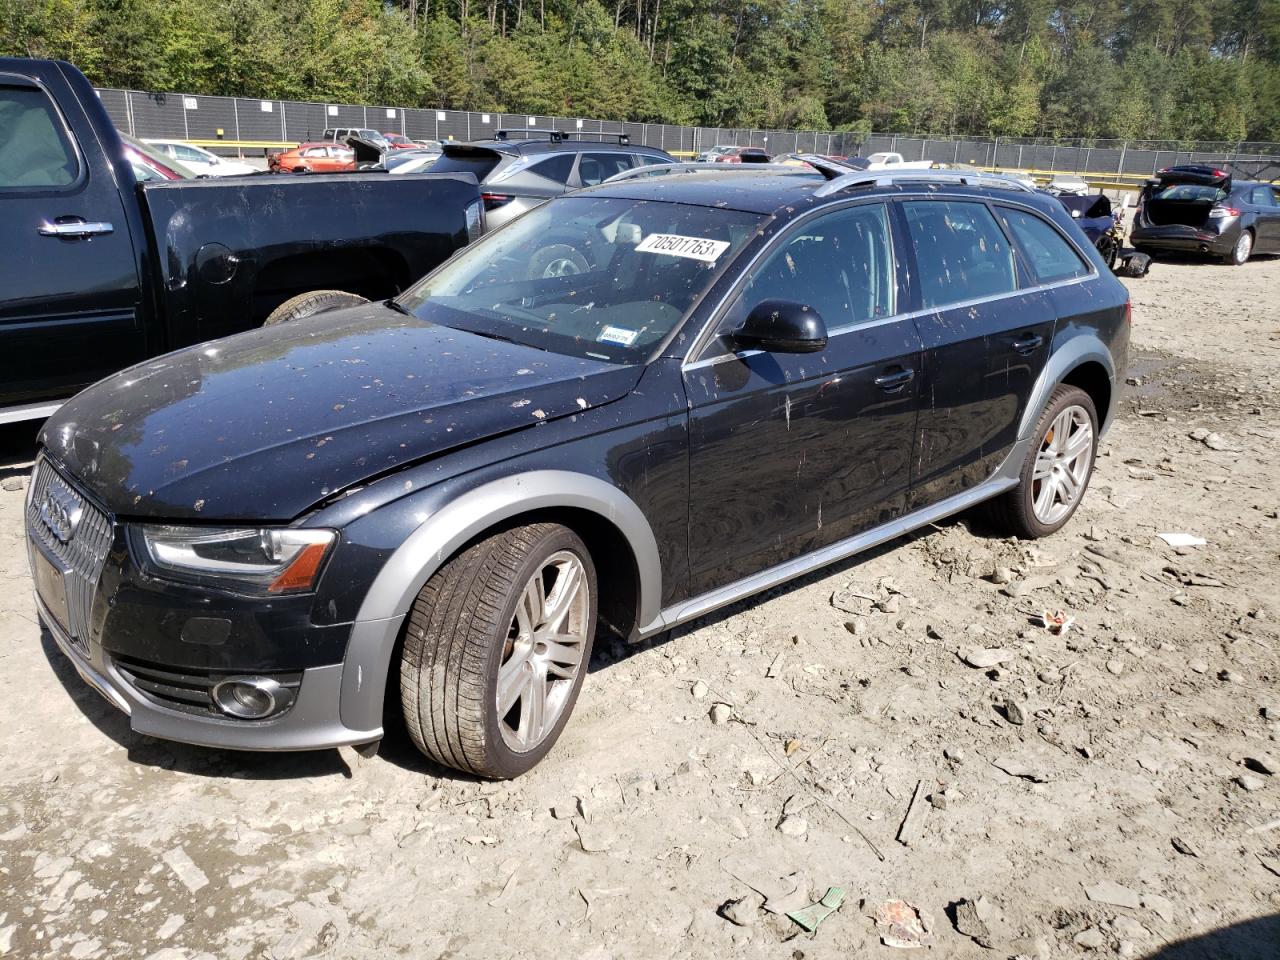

{"left": 902, "top": 200, "right": 1017, "bottom": 308}
{"left": 0, "top": 85, "right": 78, "bottom": 189}
{"left": 1000, "top": 208, "right": 1090, "bottom": 284}
{"left": 1154, "top": 183, "right": 1227, "bottom": 202}
{"left": 526, "top": 154, "right": 574, "bottom": 185}
{"left": 432, "top": 147, "right": 504, "bottom": 182}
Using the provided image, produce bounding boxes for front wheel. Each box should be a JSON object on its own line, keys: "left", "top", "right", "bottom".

{"left": 989, "top": 384, "right": 1098, "bottom": 539}
{"left": 263, "top": 289, "right": 368, "bottom": 326}
{"left": 400, "top": 523, "right": 598, "bottom": 779}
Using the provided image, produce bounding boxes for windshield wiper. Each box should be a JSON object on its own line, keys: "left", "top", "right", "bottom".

{"left": 464, "top": 327, "right": 549, "bottom": 352}
{"left": 384, "top": 299, "right": 414, "bottom": 316}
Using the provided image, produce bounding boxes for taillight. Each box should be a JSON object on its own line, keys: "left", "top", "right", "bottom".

{"left": 464, "top": 197, "right": 484, "bottom": 243}
{"left": 1208, "top": 206, "right": 1240, "bottom": 218}
{"left": 481, "top": 192, "right": 513, "bottom": 211}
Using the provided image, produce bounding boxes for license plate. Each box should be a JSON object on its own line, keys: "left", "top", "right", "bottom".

{"left": 32, "top": 548, "right": 72, "bottom": 637}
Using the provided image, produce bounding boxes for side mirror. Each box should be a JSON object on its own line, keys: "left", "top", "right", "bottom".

{"left": 733, "top": 300, "right": 828, "bottom": 354}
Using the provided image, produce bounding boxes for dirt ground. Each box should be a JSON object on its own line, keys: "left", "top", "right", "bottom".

{"left": 1, "top": 256, "right": 1278, "bottom": 960}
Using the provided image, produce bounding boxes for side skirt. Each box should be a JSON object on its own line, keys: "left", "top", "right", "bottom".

{"left": 638, "top": 441, "right": 1029, "bottom": 638}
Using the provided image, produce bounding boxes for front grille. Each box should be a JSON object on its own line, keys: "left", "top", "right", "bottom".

{"left": 114, "top": 657, "right": 302, "bottom": 718}
{"left": 27, "top": 458, "right": 113, "bottom": 656}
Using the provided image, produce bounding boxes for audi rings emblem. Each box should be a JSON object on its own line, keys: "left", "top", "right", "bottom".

{"left": 40, "top": 480, "right": 83, "bottom": 543}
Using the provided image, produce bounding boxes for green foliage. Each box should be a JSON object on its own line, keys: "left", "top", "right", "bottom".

{"left": 2, "top": 0, "right": 1279, "bottom": 140}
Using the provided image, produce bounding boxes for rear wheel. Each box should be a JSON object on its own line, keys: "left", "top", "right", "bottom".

{"left": 1224, "top": 229, "right": 1253, "bottom": 266}
{"left": 989, "top": 385, "right": 1098, "bottom": 539}
{"left": 400, "top": 523, "right": 598, "bottom": 779}
{"left": 263, "top": 289, "right": 368, "bottom": 326}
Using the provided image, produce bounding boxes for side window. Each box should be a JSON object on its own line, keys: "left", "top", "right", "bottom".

{"left": 174, "top": 145, "right": 205, "bottom": 163}
{"left": 732, "top": 203, "right": 897, "bottom": 333}
{"left": 0, "top": 84, "right": 78, "bottom": 189}
{"left": 999, "top": 208, "right": 1090, "bottom": 284}
{"left": 303, "top": 147, "right": 326, "bottom": 158}
{"left": 636, "top": 154, "right": 673, "bottom": 167}
{"left": 578, "top": 152, "right": 633, "bottom": 186}
{"left": 527, "top": 154, "right": 574, "bottom": 185}
{"left": 901, "top": 200, "right": 1017, "bottom": 308}
{"left": 1251, "top": 186, "right": 1276, "bottom": 207}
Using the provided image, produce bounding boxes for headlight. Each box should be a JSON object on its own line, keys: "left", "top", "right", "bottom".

{"left": 137, "top": 526, "right": 336, "bottom": 595}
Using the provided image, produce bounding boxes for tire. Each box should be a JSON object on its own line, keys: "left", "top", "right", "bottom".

{"left": 263, "top": 289, "right": 368, "bottom": 326}
{"left": 400, "top": 522, "right": 598, "bottom": 779}
{"left": 527, "top": 243, "right": 590, "bottom": 280}
{"left": 1122, "top": 252, "right": 1151, "bottom": 277}
{"left": 989, "top": 384, "right": 1098, "bottom": 539}
{"left": 1224, "top": 229, "right": 1253, "bottom": 266}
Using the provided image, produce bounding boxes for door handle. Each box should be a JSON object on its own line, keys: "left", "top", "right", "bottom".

{"left": 1012, "top": 334, "right": 1043, "bottom": 355}
{"left": 874, "top": 368, "right": 915, "bottom": 393}
{"left": 38, "top": 220, "right": 114, "bottom": 239}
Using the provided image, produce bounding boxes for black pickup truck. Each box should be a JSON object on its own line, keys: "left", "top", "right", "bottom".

{"left": 0, "top": 58, "right": 483, "bottom": 423}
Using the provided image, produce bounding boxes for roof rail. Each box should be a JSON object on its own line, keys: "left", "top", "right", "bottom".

{"left": 813, "top": 167, "right": 1038, "bottom": 198}
{"left": 495, "top": 128, "right": 566, "bottom": 142}
{"left": 564, "top": 131, "right": 631, "bottom": 145}
{"left": 601, "top": 161, "right": 817, "bottom": 184}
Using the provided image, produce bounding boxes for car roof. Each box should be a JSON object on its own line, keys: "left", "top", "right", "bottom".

{"left": 582, "top": 168, "right": 1073, "bottom": 218}
{"left": 461, "top": 137, "right": 669, "bottom": 156}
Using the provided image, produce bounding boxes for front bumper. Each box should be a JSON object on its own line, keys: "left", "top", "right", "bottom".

{"left": 37, "top": 590, "right": 382, "bottom": 751}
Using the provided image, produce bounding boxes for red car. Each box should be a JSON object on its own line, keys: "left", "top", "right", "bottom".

{"left": 268, "top": 142, "right": 355, "bottom": 173}
{"left": 714, "top": 146, "right": 771, "bottom": 164}
{"left": 383, "top": 133, "right": 416, "bottom": 150}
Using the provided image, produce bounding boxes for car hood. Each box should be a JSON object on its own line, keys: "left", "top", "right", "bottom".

{"left": 41, "top": 305, "right": 643, "bottom": 522}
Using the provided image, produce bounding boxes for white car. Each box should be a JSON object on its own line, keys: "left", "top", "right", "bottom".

{"left": 865, "top": 151, "right": 934, "bottom": 171}
{"left": 143, "top": 140, "right": 258, "bottom": 177}
{"left": 1045, "top": 174, "right": 1090, "bottom": 195}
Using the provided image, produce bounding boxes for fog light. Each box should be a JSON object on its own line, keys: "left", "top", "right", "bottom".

{"left": 211, "top": 677, "right": 293, "bottom": 720}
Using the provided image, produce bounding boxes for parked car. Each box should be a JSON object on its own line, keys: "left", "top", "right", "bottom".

{"left": 382, "top": 133, "right": 416, "bottom": 150}
{"left": 1055, "top": 193, "right": 1150, "bottom": 277}
{"left": 714, "top": 146, "right": 771, "bottom": 163}
{"left": 696, "top": 144, "right": 736, "bottom": 162}
{"left": 322, "top": 127, "right": 387, "bottom": 149}
{"left": 122, "top": 134, "right": 192, "bottom": 181}
{"left": 267, "top": 142, "right": 355, "bottom": 173}
{"left": 1044, "top": 174, "right": 1090, "bottom": 196}
{"left": 863, "top": 152, "right": 933, "bottom": 171}
{"left": 1130, "top": 165, "right": 1280, "bottom": 265}
{"left": 426, "top": 130, "right": 675, "bottom": 231}
{"left": 0, "top": 58, "right": 484, "bottom": 423}
{"left": 991, "top": 169, "right": 1038, "bottom": 190}
{"left": 28, "top": 165, "right": 1128, "bottom": 778}
{"left": 142, "top": 139, "right": 258, "bottom": 176}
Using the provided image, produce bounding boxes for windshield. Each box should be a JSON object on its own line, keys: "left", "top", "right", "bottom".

{"left": 398, "top": 196, "right": 763, "bottom": 363}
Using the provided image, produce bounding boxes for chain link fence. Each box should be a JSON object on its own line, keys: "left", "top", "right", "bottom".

{"left": 98, "top": 87, "right": 1280, "bottom": 182}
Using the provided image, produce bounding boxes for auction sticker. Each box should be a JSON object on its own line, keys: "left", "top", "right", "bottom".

{"left": 636, "top": 233, "right": 730, "bottom": 263}
{"left": 598, "top": 325, "right": 639, "bottom": 346}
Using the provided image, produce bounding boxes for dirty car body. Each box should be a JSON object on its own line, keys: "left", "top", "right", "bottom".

{"left": 28, "top": 167, "right": 1129, "bottom": 775}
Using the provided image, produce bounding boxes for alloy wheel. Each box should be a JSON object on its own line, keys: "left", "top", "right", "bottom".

{"left": 1031, "top": 405, "right": 1094, "bottom": 526}
{"left": 1235, "top": 231, "right": 1252, "bottom": 264}
{"left": 496, "top": 551, "right": 590, "bottom": 752}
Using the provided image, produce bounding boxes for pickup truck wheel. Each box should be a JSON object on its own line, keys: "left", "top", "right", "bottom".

{"left": 399, "top": 522, "right": 598, "bottom": 779}
{"left": 989, "top": 385, "right": 1098, "bottom": 539}
{"left": 263, "top": 289, "right": 368, "bottom": 326}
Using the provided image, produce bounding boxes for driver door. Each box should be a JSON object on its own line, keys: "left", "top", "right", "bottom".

{"left": 683, "top": 202, "right": 922, "bottom": 595}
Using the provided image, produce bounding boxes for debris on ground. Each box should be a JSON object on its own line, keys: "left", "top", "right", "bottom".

{"left": 896, "top": 779, "right": 932, "bottom": 847}
{"left": 1084, "top": 879, "right": 1141, "bottom": 910}
{"left": 786, "top": 885, "right": 845, "bottom": 933}
{"left": 1156, "top": 532, "right": 1207, "bottom": 547}
{"left": 873, "top": 899, "right": 935, "bottom": 949}
{"left": 1036, "top": 610, "right": 1075, "bottom": 635}
{"left": 952, "top": 896, "right": 994, "bottom": 948}
{"left": 962, "top": 648, "right": 1016, "bottom": 668}
{"left": 718, "top": 895, "right": 759, "bottom": 927}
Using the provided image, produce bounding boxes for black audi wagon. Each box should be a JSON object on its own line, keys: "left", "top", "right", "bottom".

{"left": 28, "top": 163, "right": 1129, "bottom": 778}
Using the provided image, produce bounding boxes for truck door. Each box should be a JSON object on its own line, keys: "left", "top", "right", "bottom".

{"left": 0, "top": 70, "right": 144, "bottom": 417}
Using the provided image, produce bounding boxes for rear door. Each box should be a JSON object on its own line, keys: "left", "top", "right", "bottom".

{"left": 0, "top": 70, "right": 144, "bottom": 413}
{"left": 897, "top": 197, "right": 1052, "bottom": 507}
{"left": 684, "top": 201, "right": 921, "bottom": 593}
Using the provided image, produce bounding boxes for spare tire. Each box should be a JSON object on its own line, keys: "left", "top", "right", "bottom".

{"left": 263, "top": 289, "right": 369, "bottom": 326}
